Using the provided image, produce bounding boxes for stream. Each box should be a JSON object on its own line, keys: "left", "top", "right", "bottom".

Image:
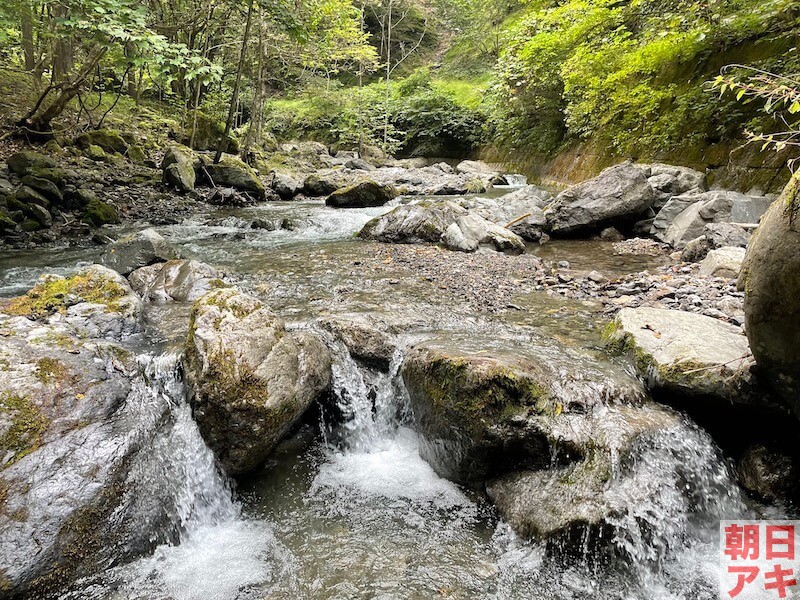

{"left": 0, "top": 190, "right": 777, "bottom": 599}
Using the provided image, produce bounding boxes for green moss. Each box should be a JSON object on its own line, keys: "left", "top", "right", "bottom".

{"left": 34, "top": 357, "right": 73, "bottom": 386}
{"left": 5, "top": 271, "right": 128, "bottom": 320}
{"left": 81, "top": 198, "right": 119, "bottom": 226}
{"left": 410, "top": 353, "right": 556, "bottom": 437}
{"left": 0, "top": 392, "right": 48, "bottom": 468}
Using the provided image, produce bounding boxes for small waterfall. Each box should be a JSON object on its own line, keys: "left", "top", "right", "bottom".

{"left": 310, "top": 336, "right": 474, "bottom": 513}
{"left": 324, "top": 339, "right": 409, "bottom": 451}
{"left": 122, "top": 352, "right": 238, "bottom": 532}
{"left": 63, "top": 352, "right": 292, "bottom": 600}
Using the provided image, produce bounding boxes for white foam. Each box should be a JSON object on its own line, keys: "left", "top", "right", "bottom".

{"left": 311, "top": 427, "right": 470, "bottom": 510}
{"left": 116, "top": 519, "right": 291, "bottom": 600}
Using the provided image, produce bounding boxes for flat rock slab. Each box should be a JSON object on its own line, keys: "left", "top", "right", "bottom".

{"left": 607, "top": 307, "right": 765, "bottom": 405}
{"left": 699, "top": 246, "right": 746, "bottom": 279}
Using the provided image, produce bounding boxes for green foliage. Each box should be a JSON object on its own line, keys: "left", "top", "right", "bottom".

{"left": 488, "top": 0, "right": 800, "bottom": 155}
{"left": 264, "top": 68, "right": 488, "bottom": 155}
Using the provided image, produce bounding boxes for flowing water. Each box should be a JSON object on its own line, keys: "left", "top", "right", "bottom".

{"left": 0, "top": 189, "right": 779, "bottom": 599}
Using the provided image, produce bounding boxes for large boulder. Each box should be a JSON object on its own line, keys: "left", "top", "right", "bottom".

{"left": 441, "top": 213, "right": 525, "bottom": 254}
{"left": 184, "top": 288, "right": 332, "bottom": 474}
{"left": 128, "top": 259, "right": 225, "bottom": 303}
{"left": 197, "top": 156, "right": 266, "bottom": 200}
{"left": 486, "top": 403, "right": 682, "bottom": 544}
{"left": 1, "top": 265, "right": 142, "bottom": 340}
{"left": 0, "top": 275, "right": 222, "bottom": 596}
{"left": 638, "top": 163, "right": 707, "bottom": 208}
{"left": 741, "top": 175, "right": 800, "bottom": 414}
{"left": 74, "top": 129, "right": 128, "bottom": 154}
{"left": 161, "top": 144, "right": 196, "bottom": 193}
{"left": 100, "top": 228, "right": 179, "bottom": 276}
{"left": 399, "top": 340, "right": 736, "bottom": 548}
{"left": 605, "top": 307, "right": 764, "bottom": 405}
{"left": 699, "top": 246, "right": 746, "bottom": 278}
{"left": 271, "top": 173, "right": 300, "bottom": 200}
{"left": 455, "top": 160, "right": 499, "bottom": 176}
{"left": 663, "top": 190, "right": 772, "bottom": 248}
{"left": 326, "top": 180, "right": 397, "bottom": 208}
{"left": 401, "top": 340, "right": 646, "bottom": 484}
{"left": 7, "top": 151, "right": 56, "bottom": 175}
{"left": 545, "top": 161, "right": 655, "bottom": 235}
{"left": 358, "top": 200, "right": 467, "bottom": 244}
{"left": 303, "top": 173, "right": 339, "bottom": 197}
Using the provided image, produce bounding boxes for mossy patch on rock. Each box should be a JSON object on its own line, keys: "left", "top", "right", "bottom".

{"left": 0, "top": 392, "right": 48, "bottom": 468}
{"left": 81, "top": 198, "right": 119, "bottom": 226}
{"left": 4, "top": 270, "right": 129, "bottom": 320}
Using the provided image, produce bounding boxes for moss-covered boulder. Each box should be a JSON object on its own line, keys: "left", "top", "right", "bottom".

{"left": 325, "top": 180, "right": 397, "bottom": 208}
{"left": 197, "top": 155, "right": 265, "bottom": 200}
{"left": 303, "top": 173, "right": 340, "bottom": 197}
{"left": 21, "top": 175, "right": 62, "bottom": 204}
{"left": 2, "top": 265, "right": 142, "bottom": 340}
{"left": 184, "top": 288, "right": 332, "bottom": 474}
{"left": 82, "top": 197, "right": 119, "bottom": 227}
{"left": 605, "top": 307, "right": 765, "bottom": 405}
{"left": 84, "top": 144, "right": 106, "bottom": 161}
{"left": 741, "top": 173, "right": 800, "bottom": 416}
{"left": 401, "top": 339, "right": 646, "bottom": 485}
{"left": 74, "top": 129, "right": 129, "bottom": 154}
{"left": 0, "top": 269, "right": 222, "bottom": 596}
{"left": 161, "top": 144, "right": 195, "bottom": 193}
{"left": 6, "top": 151, "right": 56, "bottom": 175}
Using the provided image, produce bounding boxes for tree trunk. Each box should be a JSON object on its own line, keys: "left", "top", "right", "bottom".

{"left": 243, "top": 14, "right": 267, "bottom": 155}
{"left": 214, "top": 0, "right": 254, "bottom": 163}
{"left": 21, "top": 5, "right": 35, "bottom": 72}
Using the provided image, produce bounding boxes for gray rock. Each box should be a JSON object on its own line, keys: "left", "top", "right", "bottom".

{"left": 318, "top": 316, "right": 397, "bottom": 371}
{"left": 738, "top": 444, "right": 797, "bottom": 502}
{"left": 741, "top": 180, "right": 800, "bottom": 415}
{"left": 441, "top": 213, "right": 525, "bottom": 255}
{"left": 358, "top": 200, "right": 466, "bottom": 244}
{"left": 344, "top": 158, "right": 377, "bottom": 172}
{"left": 303, "top": 173, "right": 339, "bottom": 196}
{"left": 663, "top": 191, "right": 772, "bottom": 248}
{"left": 271, "top": 173, "right": 300, "bottom": 199}
{"left": 545, "top": 161, "right": 655, "bottom": 235}
{"left": 699, "top": 246, "right": 746, "bottom": 278}
{"left": 486, "top": 403, "right": 681, "bottom": 543}
{"left": 128, "top": 259, "right": 225, "bottom": 303}
{"left": 401, "top": 339, "right": 646, "bottom": 484}
{"left": 326, "top": 180, "right": 396, "bottom": 208}
{"left": 184, "top": 288, "right": 332, "bottom": 474}
{"left": 101, "top": 228, "right": 179, "bottom": 276}
{"left": 455, "top": 160, "right": 498, "bottom": 176}
{"left": 600, "top": 226, "right": 625, "bottom": 242}
{"left": 704, "top": 222, "right": 751, "bottom": 249}
{"left": 161, "top": 144, "right": 196, "bottom": 193}
{"left": 21, "top": 175, "right": 63, "bottom": 204}
{"left": 606, "top": 307, "right": 764, "bottom": 405}
{"left": 197, "top": 156, "right": 266, "bottom": 200}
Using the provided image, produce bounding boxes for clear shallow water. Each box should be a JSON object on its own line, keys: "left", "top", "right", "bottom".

{"left": 0, "top": 190, "right": 778, "bottom": 599}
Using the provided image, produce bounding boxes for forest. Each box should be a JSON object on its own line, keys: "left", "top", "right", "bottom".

{"left": 0, "top": 0, "right": 798, "bottom": 170}
{"left": 1, "top": 1, "right": 800, "bottom": 599}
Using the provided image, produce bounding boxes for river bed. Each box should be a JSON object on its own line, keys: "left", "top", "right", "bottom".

{"left": 0, "top": 191, "right": 777, "bottom": 599}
